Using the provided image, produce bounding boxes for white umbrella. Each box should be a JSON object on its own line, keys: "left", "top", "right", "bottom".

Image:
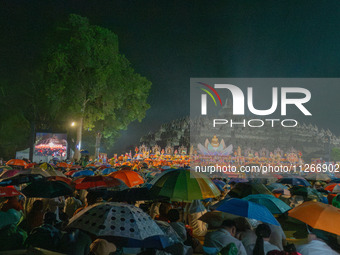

{"left": 68, "top": 202, "right": 164, "bottom": 240}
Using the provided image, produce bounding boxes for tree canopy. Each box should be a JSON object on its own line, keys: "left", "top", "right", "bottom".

{"left": 0, "top": 14, "right": 151, "bottom": 159}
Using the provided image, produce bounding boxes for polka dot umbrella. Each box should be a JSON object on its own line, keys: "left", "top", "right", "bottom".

{"left": 68, "top": 202, "right": 165, "bottom": 241}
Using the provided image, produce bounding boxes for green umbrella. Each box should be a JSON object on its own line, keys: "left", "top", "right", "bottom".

{"left": 290, "top": 186, "right": 323, "bottom": 201}
{"left": 150, "top": 168, "right": 220, "bottom": 201}
{"left": 22, "top": 180, "right": 73, "bottom": 198}
{"left": 243, "top": 194, "right": 291, "bottom": 214}
{"left": 228, "top": 183, "right": 272, "bottom": 198}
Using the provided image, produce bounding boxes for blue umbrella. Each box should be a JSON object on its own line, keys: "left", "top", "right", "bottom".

{"left": 72, "top": 170, "right": 94, "bottom": 178}
{"left": 80, "top": 150, "right": 89, "bottom": 154}
{"left": 277, "top": 177, "right": 310, "bottom": 186}
{"left": 229, "top": 178, "right": 248, "bottom": 184}
{"left": 212, "top": 179, "right": 227, "bottom": 192}
{"left": 243, "top": 194, "right": 291, "bottom": 214}
{"left": 101, "top": 168, "right": 118, "bottom": 175}
{"left": 212, "top": 198, "right": 279, "bottom": 225}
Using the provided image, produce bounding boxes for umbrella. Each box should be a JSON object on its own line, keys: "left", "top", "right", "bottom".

{"left": 0, "top": 186, "right": 21, "bottom": 197}
{"left": 277, "top": 177, "right": 310, "bottom": 186}
{"left": 65, "top": 170, "right": 77, "bottom": 176}
{"left": 289, "top": 201, "right": 340, "bottom": 236}
{"left": 325, "top": 183, "right": 340, "bottom": 192}
{"left": 243, "top": 194, "right": 291, "bottom": 214}
{"left": 56, "top": 162, "right": 72, "bottom": 168}
{"left": 1, "top": 247, "right": 66, "bottom": 255}
{"left": 212, "top": 179, "right": 227, "bottom": 192}
{"left": 68, "top": 202, "right": 165, "bottom": 242}
{"left": 290, "top": 186, "right": 323, "bottom": 201}
{"left": 39, "top": 163, "right": 55, "bottom": 171}
{"left": 228, "top": 183, "right": 272, "bottom": 198}
{"left": 229, "top": 178, "right": 248, "bottom": 184}
{"left": 6, "top": 159, "right": 28, "bottom": 168}
{"left": 304, "top": 173, "right": 331, "bottom": 182}
{"left": 101, "top": 168, "right": 118, "bottom": 175}
{"left": 0, "top": 174, "right": 44, "bottom": 186}
{"left": 109, "top": 170, "right": 144, "bottom": 187}
{"left": 80, "top": 150, "right": 89, "bottom": 154}
{"left": 212, "top": 198, "right": 279, "bottom": 225}
{"left": 22, "top": 180, "right": 73, "bottom": 198}
{"left": 73, "top": 176, "right": 128, "bottom": 190}
{"left": 0, "top": 169, "right": 20, "bottom": 179}
{"left": 47, "top": 176, "right": 72, "bottom": 185}
{"left": 85, "top": 163, "right": 97, "bottom": 169}
{"left": 72, "top": 170, "right": 94, "bottom": 178}
{"left": 20, "top": 168, "right": 51, "bottom": 177}
{"left": 267, "top": 183, "right": 288, "bottom": 191}
{"left": 106, "top": 187, "right": 156, "bottom": 202}
{"left": 150, "top": 168, "right": 220, "bottom": 201}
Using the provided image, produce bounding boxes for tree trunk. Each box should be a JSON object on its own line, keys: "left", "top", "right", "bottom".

{"left": 29, "top": 121, "right": 35, "bottom": 162}
{"left": 95, "top": 132, "right": 102, "bottom": 159}
{"left": 74, "top": 117, "right": 83, "bottom": 161}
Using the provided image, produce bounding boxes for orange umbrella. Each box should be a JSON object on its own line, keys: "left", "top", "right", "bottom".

{"left": 6, "top": 159, "right": 28, "bottom": 168}
{"left": 289, "top": 201, "right": 340, "bottom": 235}
{"left": 56, "top": 162, "right": 72, "bottom": 168}
{"left": 325, "top": 183, "right": 340, "bottom": 192}
{"left": 109, "top": 170, "right": 144, "bottom": 187}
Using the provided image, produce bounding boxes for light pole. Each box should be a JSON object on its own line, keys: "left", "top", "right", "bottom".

{"left": 69, "top": 121, "right": 82, "bottom": 161}
{"left": 74, "top": 118, "right": 83, "bottom": 161}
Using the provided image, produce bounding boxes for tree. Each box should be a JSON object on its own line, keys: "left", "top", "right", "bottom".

{"left": 43, "top": 14, "right": 151, "bottom": 159}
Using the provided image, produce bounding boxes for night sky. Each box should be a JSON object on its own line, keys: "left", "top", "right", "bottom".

{"left": 2, "top": 1, "right": 340, "bottom": 153}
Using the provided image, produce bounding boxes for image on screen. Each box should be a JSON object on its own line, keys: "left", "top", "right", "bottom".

{"left": 34, "top": 133, "right": 67, "bottom": 157}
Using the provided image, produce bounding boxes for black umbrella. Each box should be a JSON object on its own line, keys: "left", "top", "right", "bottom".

{"left": 0, "top": 174, "right": 44, "bottom": 186}
{"left": 22, "top": 180, "right": 73, "bottom": 198}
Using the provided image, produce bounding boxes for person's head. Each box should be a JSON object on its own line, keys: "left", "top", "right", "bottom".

{"left": 167, "top": 209, "right": 180, "bottom": 222}
{"left": 234, "top": 217, "right": 251, "bottom": 232}
{"left": 159, "top": 202, "right": 172, "bottom": 218}
{"left": 256, "top": 223, "right": 271, "bottom": 240}
{"left": 43, "top": 212, "right": 57, "bottom": 226}
{"left": 90, "top": 239, "right": 116, "bottom": 255}
{"left": 86, "top": 192, "right": 98, "bottom": 206}
{"left": 253, "top": 223, "right": 272, "bottom": 255}
{"left": 221, "top": 219, "right": 237, "bottom": 237}
{"left": 31, "top": 200, "right": 44, "bottom": 212}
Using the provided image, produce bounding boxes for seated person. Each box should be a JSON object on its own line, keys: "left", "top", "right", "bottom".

{"left": 204, "top": 219, "right": 247, "bottom": 255}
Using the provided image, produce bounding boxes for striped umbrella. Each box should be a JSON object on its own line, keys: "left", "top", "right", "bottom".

{"left": 150, "top": 168, "right": 220, "bottom": 201}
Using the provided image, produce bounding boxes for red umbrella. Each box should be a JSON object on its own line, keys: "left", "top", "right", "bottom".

{"left": 70, "top": 165, "right": 82, "bottom": 170}
{"left": 6, "top": 159, "right": 28, "bottom": 168}
{"left": 0, "top": 186, "right": 21, "bottom": 197}
{"left": 0, "top": 169, "right": 20, "bottom": 179}
{"left": 109, "top": 170, "right": 144, "bottom": 187}
{"left": 65, "top": 170, "right": 77, "bottom": 176}
{"left": 73, "top": 176, "right": 127, "bottom": 190}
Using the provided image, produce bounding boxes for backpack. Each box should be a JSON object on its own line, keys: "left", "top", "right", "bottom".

{"left": 220, "top": 243, "right": 238, "bottom": 255}
{"left": 25, "top": 224, "right": 61, "bottom": 251}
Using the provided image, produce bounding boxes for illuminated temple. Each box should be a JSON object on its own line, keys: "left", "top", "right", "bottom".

{"left": 140, "top": 99, "right": 340, "bottom": 161}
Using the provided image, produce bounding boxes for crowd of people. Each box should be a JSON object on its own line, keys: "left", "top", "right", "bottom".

{"left": 0, "top": 158, "right": 339, "bottom": 255}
